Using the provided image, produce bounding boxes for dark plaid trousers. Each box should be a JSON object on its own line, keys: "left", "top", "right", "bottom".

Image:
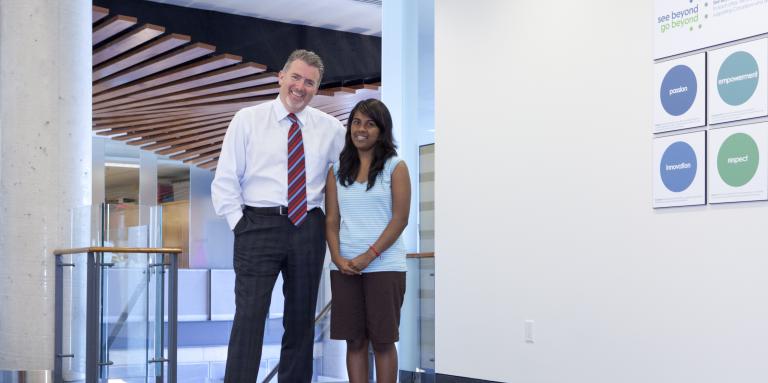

{"left": 224, "top": 207, "right": 326, "bottom": 383}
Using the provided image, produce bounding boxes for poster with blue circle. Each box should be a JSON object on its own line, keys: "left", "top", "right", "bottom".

{"left": 654, "top": 53, "right": 705, "bottom": 133}
{"left": 653, "top": 131, "right": 706, "bottom": 208}
{"left": 708, "top": 39, "right": 768, "bottom": 124}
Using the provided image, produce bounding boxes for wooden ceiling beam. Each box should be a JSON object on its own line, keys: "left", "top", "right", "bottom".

{"left": 170, "top": 143, "right": 223, "bottom": 161}
{"left": 124, "top": 125, "right": 221, "bottom": 145}
{"left": 92, "top": 54, "right": 242, "bottom": 103}
{"left": 330, "top": 106, "right": 355, "bottom": 118}
{"left": 95, "top": 111, "right": 233, "bottom": 134}
{"left": 127, "top": 121, "right": 230, "bottom": 145}
{"left": 93, "top": 24, "right": 166, "bottom": 66}
{"left": 99, "top": 113, "right": 233, "bottom": 136}
{"left": 316, "top": 87, "right": 357, "bottom": 97}
{"left": 198, "top": 159, "right": 219, "bottom": 170}
{"left": 93, "top": 33, "right": 190, "bottom": 80}
{"left": 93, "top": 110, "right": 193, "bottom": 127}
{"left": 155, "top": 135, "right": 225, "bottom": 156}
{"left": 131, "top": 118, "right": 231, "bottom": 139}
{"left": 320, "top": 102, "right": 355, "bottom": 115}
{"left": 93, "top": 63, "right": 268, "bottom": 109}
{"left": 94, "top": 72, "right": 276, "bottom": 112}
{"left": 184, "top": 148, "right": 222, "bottom": 164}
{"left": 100, "top": 83, "right": 279, "bottom": 114}
{"left": 348, "top": 83, "right": 381, "bottom": 91}
{"left": 138, "top": 126, "right": 228, "bottom": 150}
{"left": 93, "top": 96, "right": 273, "bottom": 118}
{"left": 93, "top": 42, "right": 216, "bottom": 94}
{"left": 92, "top": 109, "right": 225, "bottom": 128}
{"left": 92, "top": 6, "right": 109, "bottom": 24}
{"left": 93, "top": 15, "right": 137, "bottom": 45}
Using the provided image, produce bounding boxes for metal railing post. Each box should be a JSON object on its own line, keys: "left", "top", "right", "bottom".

{"left": 85, "top": 251, "right": 100, "bottom": 383}
{"left": 150, "top": 253, "right": 166, "bottom": 383}
{"left": 168, "top": 252, "right": 178, "bottom": 383}
{"left": 54, "top": 256, "right": 64, "bottom": 383}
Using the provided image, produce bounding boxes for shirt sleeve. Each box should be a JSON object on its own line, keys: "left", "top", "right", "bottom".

{"left": 330, "top": 118, "right": 346, "bottom": 164}
{"left": 211, "top": 110, "right": 247, "bottom": 230}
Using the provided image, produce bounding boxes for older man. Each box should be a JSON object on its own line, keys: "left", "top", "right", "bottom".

{"left": 212, "top": 49, "right": 345, "bottom": 382}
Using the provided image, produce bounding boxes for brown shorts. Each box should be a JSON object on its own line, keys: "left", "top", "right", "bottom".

{"left": 330, "top": 270, "right": 406, "bottom": 343}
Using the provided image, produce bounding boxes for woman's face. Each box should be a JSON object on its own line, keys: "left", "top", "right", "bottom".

{"left": 350, "top": 111, "right": 380, "bottom": 152}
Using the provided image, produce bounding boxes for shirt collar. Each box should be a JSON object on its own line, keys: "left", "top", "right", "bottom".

{"left": 272, "top": 97, "right": 308, "bottom": 127}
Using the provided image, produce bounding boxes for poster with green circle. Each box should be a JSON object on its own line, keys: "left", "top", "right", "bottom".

{"left": 708, "top": 39, "right": 768, "bottom": 124}
{"left": 708, "top": 123, "right": 768, "bottom": 203}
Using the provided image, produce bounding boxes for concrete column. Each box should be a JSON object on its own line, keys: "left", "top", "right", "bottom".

{"left": 0, "top": 0, "right": 91, "bottom": 373}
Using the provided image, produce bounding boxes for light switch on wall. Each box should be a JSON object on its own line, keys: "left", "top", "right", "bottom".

{"left": 525, "top": 320, "right": 535, "bottom": 343}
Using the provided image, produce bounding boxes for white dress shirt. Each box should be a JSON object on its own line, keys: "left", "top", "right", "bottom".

{"left": 212, "top": 98, "right": 346, "bottom": 229}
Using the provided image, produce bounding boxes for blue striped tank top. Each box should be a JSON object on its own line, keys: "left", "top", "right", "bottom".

{"left": 330, "top": 156, "right": 406, "bottom": 273}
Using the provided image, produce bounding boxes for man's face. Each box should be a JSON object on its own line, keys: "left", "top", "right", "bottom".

{"left": 278, "top": 59, "right": 320, "bottom": 114}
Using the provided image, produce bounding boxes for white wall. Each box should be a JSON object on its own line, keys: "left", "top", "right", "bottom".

{"left": 435, "top": 1, "right": 768, "bottom": 382}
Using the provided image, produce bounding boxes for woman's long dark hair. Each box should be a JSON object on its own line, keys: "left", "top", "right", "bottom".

{"left": 337, "top": 99, "right": 397, "bottom": 190}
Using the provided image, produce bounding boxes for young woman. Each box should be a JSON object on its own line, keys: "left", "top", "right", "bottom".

{"left": 325, "top": 98, "right": 411, "bottom": 383}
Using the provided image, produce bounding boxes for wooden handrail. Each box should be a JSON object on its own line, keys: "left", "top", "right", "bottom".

{"left": 407, "top": 252, "right": 435, "bottom": 258}
{"left": 53, "top": 247, "right": 182, "bottom": 256}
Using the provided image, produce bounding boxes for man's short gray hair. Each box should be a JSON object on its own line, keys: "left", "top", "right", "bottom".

{"left": 282, "top": 49, "right": 325, "bottom": 84}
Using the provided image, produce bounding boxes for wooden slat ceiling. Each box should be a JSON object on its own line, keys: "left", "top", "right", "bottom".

{"left": 92, "top": 6, "right": 380, "bottom": 171}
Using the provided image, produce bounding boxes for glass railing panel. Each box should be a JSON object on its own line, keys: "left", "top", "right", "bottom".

{"left": 399, "top": 255, "right": 436, "bottom": 381}
{"left": 101, "top": 251, "right": 151, "bottom": 381}
{"left": 104, "top": 203, "right": 162, "bottom": 249}
{"left": 98, "top": 204, "right": 163, "bottom": 381}
{"left": 417, "top": 143, "right": 436, "bottom": 377}
{"left": 57, "top": 204, "right": 177, "bottom": 382}
{"left": 59, "top": 205, "right": 97, "bottom": 381}
{"left": 418, "top": 257, "right": 435, "bottom": 371}
{"left": 58, "top": 251, "right": 87, "bottom": 382}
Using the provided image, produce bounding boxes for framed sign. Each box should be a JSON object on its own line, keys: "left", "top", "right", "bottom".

{"left": 708, "top": 123, "right": 768, "bottom": 203}
{"left": 654, "top": 53, "right": 706, "bottom": 133}
{"left": 653, "top": 131, "right": 706, "bottom": 208}
{"left": 708, "top": 39, "right": 768, "bottom": 124}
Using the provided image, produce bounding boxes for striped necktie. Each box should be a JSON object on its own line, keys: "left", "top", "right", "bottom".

{"left": 286, "top": 113, "right": 307, "bottom": 226}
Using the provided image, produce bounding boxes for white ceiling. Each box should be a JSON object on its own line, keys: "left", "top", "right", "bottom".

{"left": 147, "top": 0, "right": 382, "bottom": 36}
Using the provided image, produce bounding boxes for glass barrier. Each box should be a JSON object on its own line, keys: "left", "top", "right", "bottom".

{"left": 55, "top": 248, "right": 178, "bottom": 383}
{"left": 418, "top": 256, "right": 435, "bottom": 372}
{"left": 101, "top": 251, "right": 150, "bottom": 381}
{"left": 104, "top": 203, "right": 162, "bottom": 250}
{"left": 62, "top": 204, "right": 434, "bottom": 382}
{"left": 57, "top": 204, "right": 176, "bottom": 383}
